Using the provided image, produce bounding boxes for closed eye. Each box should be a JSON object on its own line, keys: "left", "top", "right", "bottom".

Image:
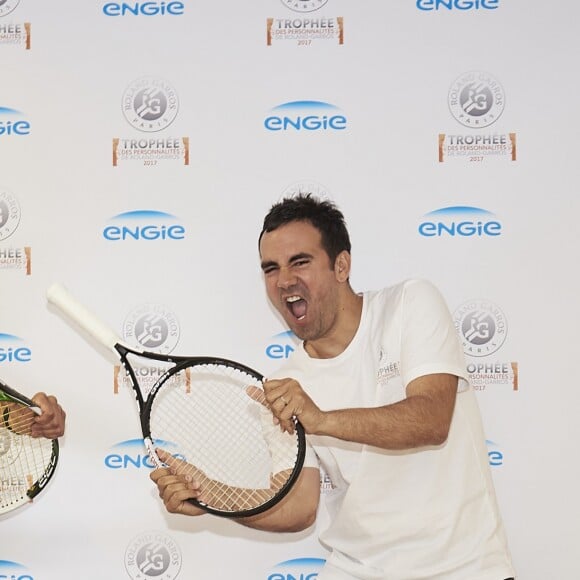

{"left": 292, "top": 259, "right": 309, "bottom": 267}
{"left": 260, "top": 261, "right": 278, "bottom": 275}
{"left": 289, "top": 253, "right": 313, "bottom": 268}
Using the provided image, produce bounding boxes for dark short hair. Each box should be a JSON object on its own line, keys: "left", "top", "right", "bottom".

{"left": 259, "top": 194, "right": 351, "bottom": 265}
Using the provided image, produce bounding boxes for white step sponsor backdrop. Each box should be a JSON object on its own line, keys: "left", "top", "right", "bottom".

{"left": 1, "top": 1, "right": 578, "bottom": 578}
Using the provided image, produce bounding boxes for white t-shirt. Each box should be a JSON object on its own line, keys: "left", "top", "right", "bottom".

{"left": 273, "top": 279, "right": 515, "bottom": 580}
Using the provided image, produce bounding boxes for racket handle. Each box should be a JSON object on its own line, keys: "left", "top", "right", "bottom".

{"left": 47, "top": 283, "right": 122, "bottom": 351}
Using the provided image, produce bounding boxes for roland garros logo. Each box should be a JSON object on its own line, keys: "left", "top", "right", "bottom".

{"left": 280, "top": 0, "right": 329, "bottom": 12}
{"left": 122, "top": 77, "right": 179, "bottom": 132}
{"left": 125, "top": 531, "right": 182, "bottom": 580}
{"left": 448, "top": 71, "right": 505, "bottom": 128}
{"left": 123, "top": 303, "right": 180, "bottom": 355}
{"left": 0, "top": 189, "right": 21, "bottom": 241}
{"left": 453, "top": 299, "right": 507, "bottom": 357}
{"left": 0, "top": 0, "right": 20, "bottom": 17}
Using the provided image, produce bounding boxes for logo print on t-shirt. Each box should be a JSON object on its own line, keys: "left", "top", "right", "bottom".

{"left": 377, "top": 348, "right": 401, "bottom": 386}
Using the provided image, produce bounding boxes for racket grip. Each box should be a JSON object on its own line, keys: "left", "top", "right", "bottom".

{"left": 47, "top": 283, "right": 122, "bottom": 351}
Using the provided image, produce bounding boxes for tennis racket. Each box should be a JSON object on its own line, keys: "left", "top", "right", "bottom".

{"left": 0, "top": 379, "right": 59, "bottom": 515}
{"left": 47, "top": 283, "right": 306, "bottom": 518}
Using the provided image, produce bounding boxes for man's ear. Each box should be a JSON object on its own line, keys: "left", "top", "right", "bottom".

{"left": 334, "top": 250, "right": 351, "bottom": 282}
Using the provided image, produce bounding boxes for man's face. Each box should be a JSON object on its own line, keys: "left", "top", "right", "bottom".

{"left": 259, "top": 220, "right": 341, "bottom": 342}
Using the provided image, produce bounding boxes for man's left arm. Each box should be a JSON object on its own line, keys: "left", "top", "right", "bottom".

{"left": 264, "top": 373, "right": 458, "bottom": 450}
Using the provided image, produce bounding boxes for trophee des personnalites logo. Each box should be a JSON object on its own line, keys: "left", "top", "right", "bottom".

{"left": 112, "top": 76, "right": 189, "bottom": 167}
{"left": 453, "top": 298, "right": 519, "bottom": 391}
{"left": 0, "top": 0, "right": 31, "bottom": 49}
{"left": 267, "top": 0, "right": 344, "bottom": 47}
{"left": 438, "top": 71, "right": 517, "bottom": 164}
{"left": 0, "top": 188, "right": 31, "bottom": 275}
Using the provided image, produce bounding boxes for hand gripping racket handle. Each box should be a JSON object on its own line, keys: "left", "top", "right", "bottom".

{"left": 47, "top": 283, "right": 123, "bottom": 352}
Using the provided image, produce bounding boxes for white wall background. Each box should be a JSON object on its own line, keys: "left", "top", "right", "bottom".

{"left": 1, "top": 1, "right": 579, "bottom": 578}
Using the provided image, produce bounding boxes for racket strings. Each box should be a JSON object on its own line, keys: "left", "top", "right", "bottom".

{"left": 0, "top": 408, "right": 54, "bottom": 511}
{"left": 1, "top": 403, "right": 36, "bottom": 435}
{"left": 149, "top": 363, "right": 301, "bottom": 513}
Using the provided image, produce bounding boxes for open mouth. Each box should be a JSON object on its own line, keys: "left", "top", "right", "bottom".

{"left": 285, "top": 295, "right": 307, "bottom": 321}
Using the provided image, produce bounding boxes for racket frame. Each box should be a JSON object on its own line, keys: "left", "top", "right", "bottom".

{"left": 48, "top": 284, "right": 306, "bottom": 517}
{"left": 115, "top": 344, "right": 306, "bottom": 517}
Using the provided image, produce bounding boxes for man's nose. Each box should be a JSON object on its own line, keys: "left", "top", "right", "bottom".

{"left": 276, "top": 267, "right": 296, "bottom": 289}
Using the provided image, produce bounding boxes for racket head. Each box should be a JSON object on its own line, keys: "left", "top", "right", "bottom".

{"left": 0, "top": 380, "right": 59, "bottom": 515}
{"left": 142, "top": 357, "right": 306, "bottom": 517}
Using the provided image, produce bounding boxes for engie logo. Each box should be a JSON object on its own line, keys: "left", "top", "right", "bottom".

{"left": 0, "top": 560, "right": 33, "bottom": 580}
{"left": 486, "top": 440, "right": 504, "bottom": 466}
{"left": 266, "top": 331, "right": 297, "bottom": 359}
{"left": 416, "top": 0, "right": 499, "bottom": 10}
{"left": 104, "top": 439, "right": 181, "bottom": 469}
{"left": 103, "top": 2, "right": 185, "bottom": 16}
{"left": 103, "top": 210, "right": 185, "bottom": 241}
{"left": 0, "top": 334, "right": 31, "bottom": 363}
{"left": 264, "top": 101, "right": 347, "bottom": 132}
{"left": 0, "top": 107, "right": 30, "bottom": 137}
{"left": 267, "top": 558, "right": 325, "bottom": 580}
{"left": 418, "top": 206, "right": 502, "bottom": 237}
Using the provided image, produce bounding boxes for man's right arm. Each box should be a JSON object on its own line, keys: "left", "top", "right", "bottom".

{"left": 236, "top": 466, "right": 320, "bottom": 532}
{"left": 150, "top": 461, "right": 320, "bottom": 533}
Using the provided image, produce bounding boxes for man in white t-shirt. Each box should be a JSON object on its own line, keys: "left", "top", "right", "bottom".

{"left": 151, "top": 194, "right": 515, "bottom": 579}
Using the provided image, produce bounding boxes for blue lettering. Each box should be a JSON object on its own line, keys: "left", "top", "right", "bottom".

{"left": 418, "top": 222, "right": 437, "bottom": 236}
{"left": 0, "top": 347, "right": 32, "bottom": 363}
{"left": 105, "top": 452, "right": 180, "bottom": 469}
{"left": 488, "top": 450, "right": 503, "bottom": 466}
{"left": 437, "top": 222, "right": 456, "bottom": 236}
{"left": 302, "top": 115, "right": 322, "bottom": 130}
{"left": 483, "top": 221, "right": 501, "bottom": 235}
{"left": 417, "top": 0, "right": 499, "bottom": 10}
{"left": 268, "top": 575, "right": 318, "bottom": 580}
{"left": 0, "top": 120, "right": 31, "bottom": 136}
{"left": 266, "top": 344, "right": 295, "bottom": 359}
{"left": 104, "top": 454, "right": 148, "bottom": 468}
{"left": 266, "top": 344, "right": 284, "bottom": 359}
{"left": 264, "top": 116, "right": 282, "bottom": 130}
{"left": 104, "top": 454, "right": 123, "bottom": 468}
{"left": 264, "top": 115, "right": 347, "bottom": 131}
{"left": 103, "top": 224, "right": 185, "bottom": 241}
{"left": 103, "top": 2, "right": 185, "bottom": 16}
{"left": 283, "top": 117, "right": 302, "bottom": 130}
{"left": 142, "top": 454, "right": 157, "bottom": 469}
{"left": 456, "top": 221, "right": 480, "bottom": 235}
{"left": 123, "top": 454, "right": 142, "bottom": 468}
{"left": 141, "top": 225, "right": 162, "bottom": 240}
{"left": 328, "top": 115, "right": 347, "bottom": 129}
{"left": 418, "top": 220, "right": 502, "bottom": 237}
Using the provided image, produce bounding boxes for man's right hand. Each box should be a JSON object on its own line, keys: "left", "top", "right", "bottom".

{"left": 150, "top": 449, "right": 207, "bottom": 517}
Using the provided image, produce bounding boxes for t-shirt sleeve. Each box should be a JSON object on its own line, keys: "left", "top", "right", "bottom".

{"left": 399, "top": 279, "right": 469, "bottom": 391}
